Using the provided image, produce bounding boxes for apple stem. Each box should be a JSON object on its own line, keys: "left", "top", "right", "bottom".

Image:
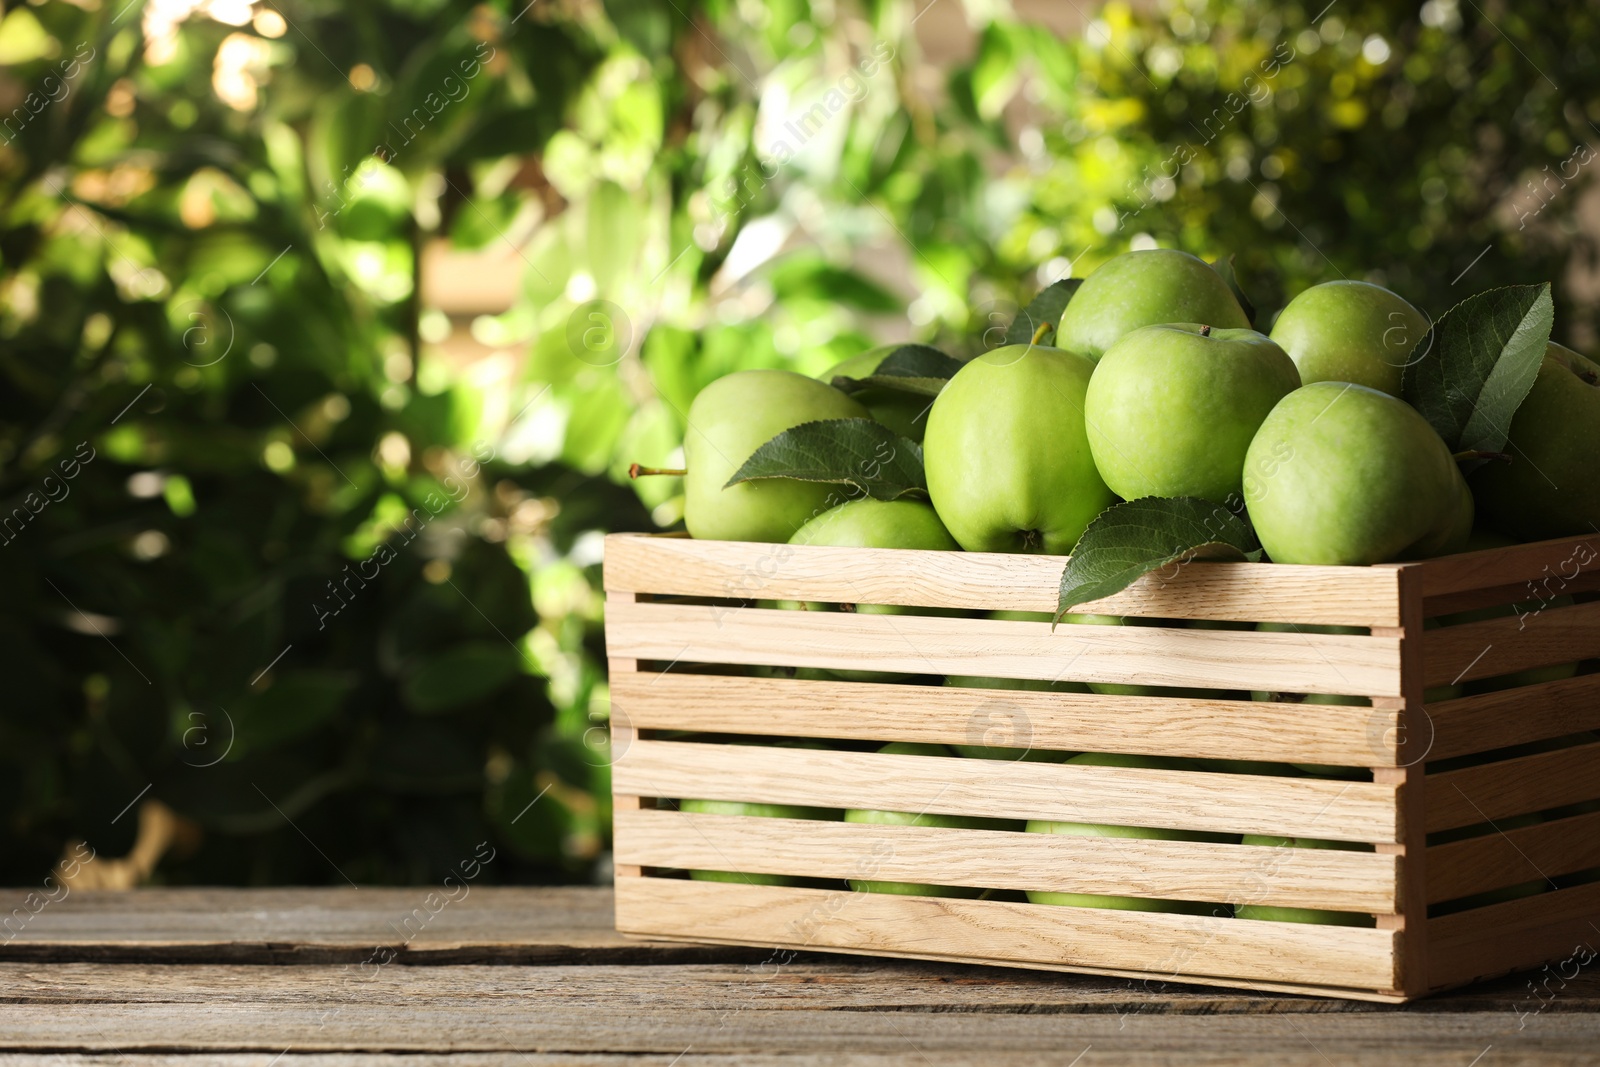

{"left": 628, "top": 464, "right": 688, "bottom": 479}
{"left": 1451, "top": 450, "right": 1510, "bottom": 465}
{"left": 1199, "top": 324, "right": 1212, "bottom": 337}
{"left": 1029, "top": 320, "right": 1053, "bottom": 346}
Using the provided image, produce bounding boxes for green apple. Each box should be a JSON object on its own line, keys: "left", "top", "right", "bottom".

{"left": 1025, "top": 752, "right": 1236, "bottom": 915}
{"left": 1234, "top": 835, "right": 1377, "bottom": 926}
{"left": 679, "top": 798, "right": 842, "bottom": 885}
{"left": 846, "top": 742, "right": 1020, "bottom": 895}
{"left": 1055, "top": 249, "right": 1251, "bottom": 361}
{"left": 1470, "top": 342, "right": 1600, "bottom": 540}
{"left": 1183, "top": 758, "right": 1303, "bottom": 776}
{"left": 790, "top": 498, "right": 958, "bottom": 557}
{"left": 787, "top": 499, "right": 959, "bottom": 680}
{"left": 1268, "top": 280, "right": 1429, "bottom": 397}
{"left": 923, "top": 344, "right": 1114, "bottom": 553}
{"left": 1086, "top": 323, "right": 1300, "bottom": 503}
{"left": 788, "top": 497, "right": 959, "bottom": 615}
{"left": 684, "top": 369, "right": 870, "bottom": 543}
{"left": 818, "top": 345, "right": 933, "bottom": 442}
{"left": 1243, "top": 382, "right": 1473, "bottom": 565}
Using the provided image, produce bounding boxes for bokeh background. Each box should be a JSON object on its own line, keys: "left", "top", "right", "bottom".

{"left": 2, "top": 0, "right": 1597, "bottom": 886}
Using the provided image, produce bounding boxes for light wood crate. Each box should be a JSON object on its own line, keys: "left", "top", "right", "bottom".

{"left": 602, "top": 531, "right": 1600, "bottom": 1001}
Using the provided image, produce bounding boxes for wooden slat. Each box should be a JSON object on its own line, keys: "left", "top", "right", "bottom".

{"left": 1428, "top": 810, "right": 1600, "bottom": 904}
{"left": 1422, "top": 571, "right": 1600, "bottom": 617}
{"left": 1385, "top": 567, "right": 1429, "bottom": 998}
{"left": 615, "top": 809, "right": 1399, "bottom": 912}
{"left": 612, "top": 671, "right": 1403, "bottom": 766}
{"left": 606, "top": 600, "right": 1405, "bottom": 697}
{"left": 1421, "top": 598, "right": 1600, "bottom": 689}
{"left": 1428, "top": 881, "right": 1600, "bottom": 992}
{"left": 614, "top": 741, "right": 1401, "bottom": 843}
{"left": 603, "top": 532, "right": 1403, "bottom": 625}
{"left": 1426, "top": 741, "right": 1600, "bottom": 833}
{"left": 614, "top": 877, "right": 1399, "bottom": 993}
{"left": 1406, "top": 534, "right": 1600, "bottom": 600}
{"left": 1424, "top": 673, "right": 1600, "bottom": 762}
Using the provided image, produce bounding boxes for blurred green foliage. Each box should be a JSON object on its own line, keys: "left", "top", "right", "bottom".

{"left": 0, "top": 0, "right": 1595, "bottom": 884}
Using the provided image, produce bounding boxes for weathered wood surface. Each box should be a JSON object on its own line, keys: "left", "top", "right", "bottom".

{"left": 1, "top": 887, "right": 1599, "bottom": 1064}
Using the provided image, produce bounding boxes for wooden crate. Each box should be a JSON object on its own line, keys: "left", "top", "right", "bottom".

{"left": 602, "top": 531, "right": 1600, "bottom": 1001}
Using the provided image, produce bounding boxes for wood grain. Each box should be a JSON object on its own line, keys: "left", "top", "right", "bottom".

{"left": 1426, "top": 741, "right": 1600, "bottom": 833}
{"left": 1423, "top": 673, "right": 1600, "bottom": 762}
{"left": 1428, "top": 811, "right": 1600, "bottom": 903}
{"left": 1421, "top": 598, "right": 1600, "bottom": 689}
{"left": 0, "top": 887, "right": 730, "bottom": 966}
{"left": 605, "top": 600, "right": 1405, "bottom": 696}
{"left": 1421, "top": 572, "right": 1600, "bottom": 618}
{"left": 614, "top": 809, "right": 1399, "bottom": 911}
{"left": 1428, "top": 881, "right": 1600, "bottom": 992}
{"left": 612, "top": 671, "right": 1403, "bottom": 766}
{"left": 1376, "top": 568, "right": 1429, "bottom": 997}
{"left": 613, "top": 740, "right": 1402, "bottom": 843}
{"left": 603, "top": 532, "right": 1405, "bottom": 625}
{"left": 6, "top": 888, "right": 1600, "bottom": 1062}
{"left": 614, "top": 877, "right": 1399, "bottom": 993}
{"left": 8, "top": 959, "right": 1600, "bottom": 1062}
{"left": 1406, "top": 534, "right": 1600, "bottom": 600}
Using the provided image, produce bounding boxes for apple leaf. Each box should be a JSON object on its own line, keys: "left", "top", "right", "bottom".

{"left": 1055, "top": 497, "right": 1261, "bottom": 621}
{"left": 725, "top": 418, "right": 927, "bottom": 501}
{"left": 832, "top": 344, "right": 963, "bottom": 398}
{"left": 1004, "top": 279, "right": 1082, "bottom": 346}
{"left": 1209, "top": 254, "right": 1257, "bottom": 328}
{"left": 1401, "top": 283, "right": 1554, "bottom": 454}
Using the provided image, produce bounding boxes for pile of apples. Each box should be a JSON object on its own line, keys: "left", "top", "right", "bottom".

{"left": 678, "top": 249, "right": 1600, "bottom": 564}
{"left": 657, "top": 250, "right": 1600, "bottom": 923}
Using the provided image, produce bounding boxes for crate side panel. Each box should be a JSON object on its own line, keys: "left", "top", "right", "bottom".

{"left": 1425, "top": 673, "right": 1600, "bottom": 763}
{"left": 612, "top": 672, "right": 1403, "bottom": 767}
{"left": 1421, "top": 598, "right": 1600, "bottom": 689}
{"left": 1408, "top": 535, "right": 1600, "bottom": 601}
{"left": 606, "top": 601, "right": 1405, "bottom": 697}
{"left": 615, "top": 741, "right": 1402, "bottom": 843}
{"left": 1427, "top": 881, "right": 1600, "bottom": 992}
{"left": 1422, "top": 573, "right": 1600, "bottom": 618}
{"left": 614, "top": 877, "right": 1399, "bottom": 992}
{"left": 1427, "top": 811, "right": 1600, "bottom": 904}
{"left": 1426, "top": 741, "right": 1600, "bottom": 833}
{"left": 602, "top": 533, "right": 1403, "bottom": 625}
{"left": 615, "top": 809, "right": 1400, "bottom": 913}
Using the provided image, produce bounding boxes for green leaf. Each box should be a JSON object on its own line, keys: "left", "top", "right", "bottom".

{"left": 1004, "top": 279, "right": 1082, "bottom": 346}
{"left": 1209, "top": 254, "right": 1257, "bottom": 328}
{"left": 402, "top": 641, "right": 524, "bottom": 714}
{"left": 832, "top": 344, "right": 963, "bottom": 397}
{"left": 1402, "top": 283, "right": 1554, "bottom": 454}
{"left": 766, "top": 256, "right": 902, "bottom": 312}
{"left": 724, "top": 418, "right": 926, "bottom": 501}
{"left": 1056, "top": 497, "right": 1261, "bottom": 620}
{"left": 972, "top": 23, "right": 1021, "bottom": 120}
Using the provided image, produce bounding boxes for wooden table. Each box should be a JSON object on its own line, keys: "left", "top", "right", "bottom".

{"left": 2, "top": 886, "right": 1597, "bottom": 1064}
